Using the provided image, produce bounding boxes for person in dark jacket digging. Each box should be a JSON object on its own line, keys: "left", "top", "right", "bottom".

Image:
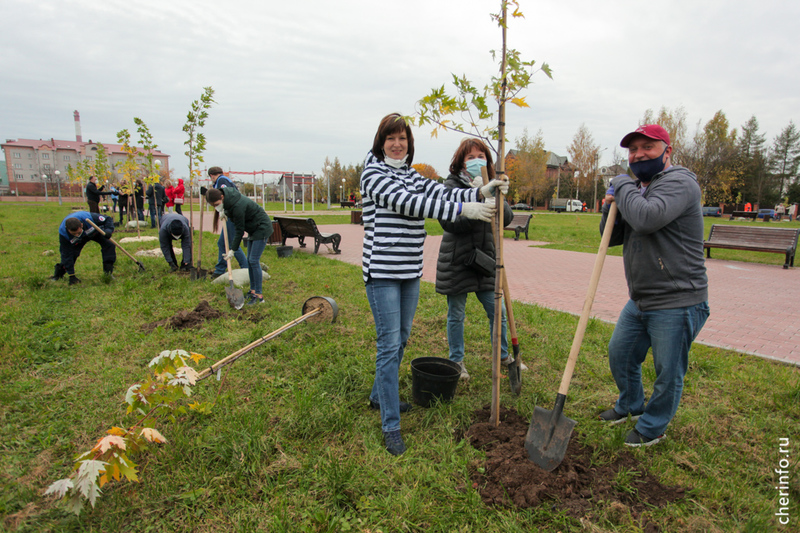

{"left": 435, "top": 138, "right": 515, "bottom": 381}
{"left": 158, "top": 213, "right": 193, "bottom": 272}
{"left": 51, "top": 211, "right": 116, "bottom": 284}
{"left": 205, "top": 166, "right": 247, "bottom": 275}
{"left": 206, "top": 186, "right": 273, "bottom": 305}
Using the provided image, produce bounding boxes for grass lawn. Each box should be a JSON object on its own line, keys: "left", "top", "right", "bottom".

{"left": 0, "top": 203, "right": 798, "bottom": 532}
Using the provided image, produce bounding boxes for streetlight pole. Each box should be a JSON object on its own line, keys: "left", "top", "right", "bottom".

{"left": 325, "top": 164, "right": 332, "bottom": 209}
{"left": 42, "top": 174, "right": 49, "bottom": 201}
{"left": 55, "top": 170, "right": 62, "bottom": 205}
{"left": 341, "top": 178, "right": 346, "bottom": 203}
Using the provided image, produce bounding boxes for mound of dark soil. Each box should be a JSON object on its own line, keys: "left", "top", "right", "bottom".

{"left": 142, "top": 300, "right": 222, "bottom": 331}
{"left": 466, "top": 407, "right": 688, "bottom": 531}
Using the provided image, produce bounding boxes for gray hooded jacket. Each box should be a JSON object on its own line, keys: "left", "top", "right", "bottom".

{"left": 600, "top": 166, "right": 708, "bottom": 311}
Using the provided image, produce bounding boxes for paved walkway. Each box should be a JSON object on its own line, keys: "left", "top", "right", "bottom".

{"left": 192, "top": 212, "right": 800, "bottom": 366}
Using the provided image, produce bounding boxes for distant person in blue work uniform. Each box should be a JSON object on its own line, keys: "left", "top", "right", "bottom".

{"left": 598, "top": 124, "right": 709, "bottom": 447}
{"left": 158, "top": 213, "right": 193, "bottom": 272}
{"left": 50, "top": 211, "right": 116, "bottom": 285}
{"left": 203, "top": 166, "right": 247, "bottom": 277}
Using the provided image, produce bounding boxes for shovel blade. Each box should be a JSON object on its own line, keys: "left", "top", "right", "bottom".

{"left": 226, "top": 284, "right": 245, "bottom": 310}
{"left": 524, "top": 397, "right": 577, "bottom": 472}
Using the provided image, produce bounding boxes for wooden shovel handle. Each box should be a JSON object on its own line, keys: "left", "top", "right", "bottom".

{"left": 220, "top": 219, "right": 235, "bottom": 283}
{"left": 85, "top": 218, "right": 138, "bottom": 263}
{"left": 558, "top": 202, "right": 617, "bottom": 396}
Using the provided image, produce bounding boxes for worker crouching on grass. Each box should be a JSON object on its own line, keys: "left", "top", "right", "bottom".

{"left": 51, "top": 212, "right": 116, "bottom": 285}
{"left": 158, "top": 212, "right": 192, "bottom": 272}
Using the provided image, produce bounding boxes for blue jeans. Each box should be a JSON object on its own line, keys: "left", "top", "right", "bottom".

{"left": 446, "top": 290, "right": 508, "bottom": 363}
{"left": 608, "top": 299, "right": 710, "bottom": 439}
{"left": 214, "top": 219, "right": 247, "bottom": 274}
{"left": 246, "top": 238, "right": 267, "bottom": 295}
{"left": 149, "top": 204, "right": 158, "bottom": 228}
{"left": 366, "top": 277, "right": 420, "bottom": 433}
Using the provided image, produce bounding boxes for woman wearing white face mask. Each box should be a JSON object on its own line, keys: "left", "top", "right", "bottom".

{"left": 434, "top": 138, "right": 514, "bottom": 382}
{"left": 205, "top": 187, "right": 273, "bottom": 305}
{"left": 360, "top": 114, "right": 509, "bottom": 456}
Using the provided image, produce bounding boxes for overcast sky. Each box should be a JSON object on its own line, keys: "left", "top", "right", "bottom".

{"left": 2, "top": 0, "right": 798, "bottom": 183}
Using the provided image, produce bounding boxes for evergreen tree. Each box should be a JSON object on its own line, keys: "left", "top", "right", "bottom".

{"left": 769, "top": 121, "right": 800, "bottom": 199}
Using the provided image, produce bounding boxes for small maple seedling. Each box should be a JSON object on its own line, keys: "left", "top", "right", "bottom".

{"left": 44, "top": 349, "right": 214, "bottom": 515}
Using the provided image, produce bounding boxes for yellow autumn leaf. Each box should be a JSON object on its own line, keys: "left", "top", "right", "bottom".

{"left": 107, "top": 427, "right": 127, "bottom": 437}
{"left": 140, "top": 427, "right": 167, "bottom": 444}
{"left": 93, "top": 435, "right": 126, "bottom": 454}
{"left": 511, "top": 97, "right": 529, "bottom": 108}
{"left": 190, "top": 352, "right": 206, "bottom": 364}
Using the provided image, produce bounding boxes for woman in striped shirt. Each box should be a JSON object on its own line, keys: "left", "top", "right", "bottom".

{"left": 360, "top": 113, "right": 508, "bottom": 456}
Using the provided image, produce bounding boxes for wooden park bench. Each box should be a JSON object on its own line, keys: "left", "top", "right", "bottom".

{"left": 704, "top": 224, "right": 800, "bottom": 269}
{"left": 729, "top": 210, "right": 759, "bottom": 221}
{"left": 273, "top": 216, "right": 342, "bottom": 254}
{"left": 340, "top": 200, "right": 356, "bottom": 208}
{"left": 504, "top": 213, "right": 532, "bottom": 241}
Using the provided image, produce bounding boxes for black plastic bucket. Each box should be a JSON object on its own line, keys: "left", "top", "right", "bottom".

{"left": 276, "top": 245, "right": 293, "bottom": 258}
{"left": 411, "top": 357, "right": 461, "bottom": 407}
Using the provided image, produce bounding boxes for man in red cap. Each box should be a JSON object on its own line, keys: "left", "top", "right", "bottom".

{"left": 597, "top": 124, "right": 709, "bottom": 447}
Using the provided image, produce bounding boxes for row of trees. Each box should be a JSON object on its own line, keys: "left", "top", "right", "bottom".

{"left": 505, "top": 107, "right": 800, "bottom": 209}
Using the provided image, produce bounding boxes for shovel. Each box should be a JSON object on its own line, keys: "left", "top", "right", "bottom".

{"left": 86, "top": 219, "right": 146, "bottom": 272}
{"left": 524, "top": 202, "right": 618, "bottom": 471}
{"left": 221, "top": 219, "right": 245, "bottom": 310}
{"left": 190, "top": 192, "right": 208, "bottom": 280}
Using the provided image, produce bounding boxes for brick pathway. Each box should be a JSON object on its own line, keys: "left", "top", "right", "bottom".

{"left": 310, "top": 223, "right": 800, "bottom": 367}
{"left": 192, "top": 212, "right": 799, "bottom": 366}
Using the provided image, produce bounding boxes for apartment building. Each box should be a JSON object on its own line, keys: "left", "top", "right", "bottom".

{"left": 1, "top": 137, "right": 170, "bottom": 196}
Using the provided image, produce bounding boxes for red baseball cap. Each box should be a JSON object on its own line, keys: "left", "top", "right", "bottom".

{"left": 620, "top": 124, "right": 671, "bottom": 148}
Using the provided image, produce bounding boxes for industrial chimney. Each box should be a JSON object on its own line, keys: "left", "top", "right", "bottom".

{"left": 74, "top": 110, "right": 82, "bottom": 142}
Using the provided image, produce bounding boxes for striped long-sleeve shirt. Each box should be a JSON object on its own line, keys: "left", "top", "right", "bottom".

{"left": 360, "top": 151, "right": 480, "bottom": 282}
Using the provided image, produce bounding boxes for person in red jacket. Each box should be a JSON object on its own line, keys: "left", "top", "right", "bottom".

{"left": 173, "top": 178, "right": 185, "bottom": 215}
{"left": 165, "top": 179, "right": 175, "bottom": 213}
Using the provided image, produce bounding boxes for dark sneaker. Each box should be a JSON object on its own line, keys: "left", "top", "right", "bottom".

{"left": 456, "top": 361, "right": 470, "bottom": 381}
{"left": 598, "top": 408, "right": 642, "bottom": 425}
{"left": 383, "top": 430, "right": 406, "bottom": 456}
{"left": 245, "top": 295, "right": 264, "bottom": 306}
{"left": 624, "top": 428, "right": 664, "bottom": 447}
{"left": 370, "top": 399, "right": 412, "bottom": 413}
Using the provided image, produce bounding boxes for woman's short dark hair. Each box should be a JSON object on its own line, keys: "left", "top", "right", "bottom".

{"left": 208, "top": 166, "right": 223, "bottom": 177}
{"left": 371, "top": 113, "right": 415, "bottom": 165}
{"left": 449, "top": 138, "right": 495, "bottom": 180}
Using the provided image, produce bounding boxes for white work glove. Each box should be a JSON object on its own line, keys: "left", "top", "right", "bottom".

{"left": 480, "top": 179, "right": 509, "bottom": 200}
{"left": 219, "top": 212, "right": 228, "bottom": 221}
{"left": 470, "top": 175, "right": 484, "bottom": 189}
{"left": 224, "top": 250, "right": 235, "bottom": 261}
{"left": 461, "top": 202, "right": 496, "bottom": 223}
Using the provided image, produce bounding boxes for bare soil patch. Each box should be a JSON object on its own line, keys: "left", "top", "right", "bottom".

{"left": 141, "top": 300, "right": 222, "bottom": 331}
{"left": 466, "top": 407, "right": 689, "bottom": 531}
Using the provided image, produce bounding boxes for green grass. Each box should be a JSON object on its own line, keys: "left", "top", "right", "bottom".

{"left": 0, "top": 203, "right": 798, "bottom": 532}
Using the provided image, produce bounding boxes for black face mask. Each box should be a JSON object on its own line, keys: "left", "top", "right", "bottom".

{"left": 629, "top": 147, "right": 668, "bottom": 183}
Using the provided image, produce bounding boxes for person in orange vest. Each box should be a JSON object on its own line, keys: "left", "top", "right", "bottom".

{"left": 744, "top": 202, "right": 752, "bottom": 212}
